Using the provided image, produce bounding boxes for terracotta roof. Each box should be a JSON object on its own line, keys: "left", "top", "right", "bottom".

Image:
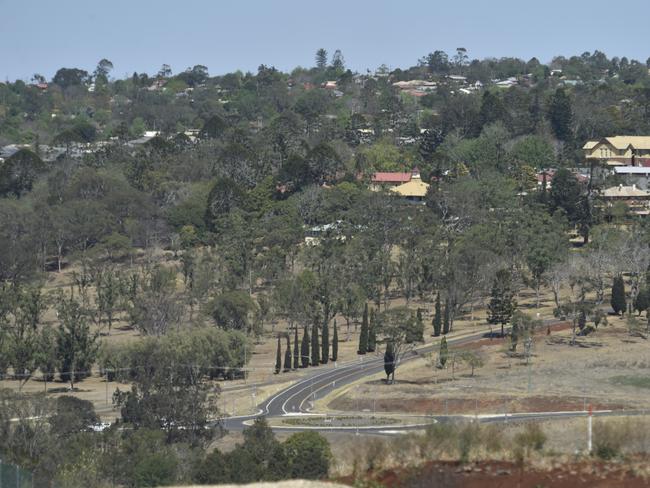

{"left": 371, "top": 172, "right": 412, "bottom": 183}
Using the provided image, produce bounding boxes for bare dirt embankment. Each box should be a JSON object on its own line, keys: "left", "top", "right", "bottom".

{"left": 352, "top": 459, "right": 650, "bottom": 488}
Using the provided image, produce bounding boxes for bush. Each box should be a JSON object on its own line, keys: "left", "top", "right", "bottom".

{"left": 593, "top": 421, "right": 625, "bottom": 460}
{"left": 284, "top": 431, "right": 332, "bottom": 479}
{"left": 513, "top": 422, "right": 547, "bottom": 460}
{"left": 133, "top": 451, "right": 178, "bottom": 487}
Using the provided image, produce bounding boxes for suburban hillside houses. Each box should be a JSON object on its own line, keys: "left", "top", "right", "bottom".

{"left": 599, "top": 184, "right": 650, "bottom": 216}
{"left": 583, "top": 136, "right": 650, "bottom": 167}
{"left": 388, "top": 169, "right": 430, "bottom": 203}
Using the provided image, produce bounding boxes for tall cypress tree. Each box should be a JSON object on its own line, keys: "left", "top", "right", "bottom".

{"left": 415, "top": 308, "right": 425, "bottom": 342}
{"left": 384, "top": 341, "right": 395, "bottom": 383}
{"left": 293, "top": 326, "right": 299, "bottom": 369}
{"left": 358, "top": 303, "right": 369, "bottom": 354}
{"left": 442, "top": 299, "right": 451, "bottom": 335}
{"left": 311, "top": 323, "right": 320, "bottom": 366}
{"left": 274, "top": 336, "right": 281, "bottom": 374}
{"left": 332, "top": 320, "right": 339, "bottom": 361}
{"left": 321, "top": 319, "right": 329, "bottom": 364}
{"left": 439, "top": 336, "right": 448, "bottom": 367}
{"left": 301, "top": 326, "right": 310, "bottom": 368}
{"left": 433, "top": 293, "right": 442, "bottom": 337}
{"left": 283, "top": 335, "right": 292, "bottom": 372}
{"left": 367, "top": 308, "right": 377, "bottom": 352}
{"left": 611, "top": 275, "right": 627, "bottom": 316}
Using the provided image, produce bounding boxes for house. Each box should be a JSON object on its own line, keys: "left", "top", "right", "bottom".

{"left": 536, "top": 169, "right": 588, "bottom": 190}
{"left": 583, "top": 136, "right": 650, "bottom": 167}
{"left": 322, "top": 81, "right": 338, "bottom": 90}
{"left": 613, "top": 166, "right": 650, "bottom": 190}
{"left": 389, "top": 168, "right": 430, "bottom": 203}
{"left": 600, "top": 184, "right": 650, "bottom": 216}
{"left": 370, "top": 171, "right": 412, "bottom": 191}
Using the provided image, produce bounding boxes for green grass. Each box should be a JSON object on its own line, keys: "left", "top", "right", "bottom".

{"left": 609, "top": 375, "right": 650, "bottom": 389}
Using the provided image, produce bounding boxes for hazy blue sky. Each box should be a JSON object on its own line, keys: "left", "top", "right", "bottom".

{"left": 2, "top": 0, "right": 650, "bottom": 81}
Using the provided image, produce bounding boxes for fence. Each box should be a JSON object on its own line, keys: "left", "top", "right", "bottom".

{"left": 0, "top": 460, "right": 33, "bottom": 488}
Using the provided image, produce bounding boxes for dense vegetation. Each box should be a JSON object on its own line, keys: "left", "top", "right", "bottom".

{"left": 3, "top": 48, "right": 650, "bottom": 486}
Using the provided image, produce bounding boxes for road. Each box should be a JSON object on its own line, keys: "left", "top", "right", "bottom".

{"left": 222, "top": 327, "right": 506, "bottom": 433}
{"left": 222, "top": 318, "right": 646, "bottom": 435}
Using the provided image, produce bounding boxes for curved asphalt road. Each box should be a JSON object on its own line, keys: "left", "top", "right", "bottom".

{"left": 222, "top": 317, "right": 647, "bottom": 435}
{"left": 222, "top": 327, "right": 510, "bottom": 433}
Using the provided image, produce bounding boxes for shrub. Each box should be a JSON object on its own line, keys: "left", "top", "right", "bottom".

{"left": 284, "top": 431, "right": 332, "bottom": 479}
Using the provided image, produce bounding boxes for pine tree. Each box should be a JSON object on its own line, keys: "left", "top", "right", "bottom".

{"left": 315, "top": 48, "right": 328, "bottom": 69}
{"left": 311, "top": 324, "right": 320, "bottom": 366}
{"left": 432, "top": 293, "right": 442, "bottom": 336}
{"left": 274, "top": 336, "right": 281, "bottom": 374}
{"left": 611, "top": 275, "right": 626, "bottom": 316}
{"left": 367, "top": 309, "right": 377, "bottom": 352}
{"left": 293, "top": 326, "right": 299, "bottom": 369}
{"left": 442, "top": 299, "right": 451, "bottom": 335}
{"left": 332, "top": 320, "right": 338, "bottom": 362}
{"left": 487, "top": 269, "right": 517, "bottom": 336}
{"left": 283, "top": 336, "right": 291, "bottom": 372}
{"left": 358, "top": 303, "right": 369, "bottom": 354}
{"left": 439, "top": 337, "right": 448, "bottom": 367}
{"left": 548, "top": 87, "right": 573, "bottom": 142}
{"left": 321, "top": 319, "right": 329, "bottom": 364}
{"left": 301, "top": 326, "right": 310, "bottom": 368}
{"left": 384, "top": 341, "right": 395, "bottom": 383}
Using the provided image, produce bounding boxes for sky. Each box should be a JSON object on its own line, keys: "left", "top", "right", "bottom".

{"left": 2, "top": 0, "right": 650, "bottom": 82}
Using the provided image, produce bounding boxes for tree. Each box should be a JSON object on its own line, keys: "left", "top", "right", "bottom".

{"left": 55, "top": 294, "right": 99, "bottom": 390}
{"left": 0, "top": 149, "right": 45, "bottom": 197}
{"left": 384, "top": 341, "right": 395, "bottom": 383}
{"left": 284, "top": 431, "right": 331, "bottom": 479}
{"left": 332, "top": 320, "right": 338, "bottom": 361}
{"left": 96, "top": 268, "right": 120, "bottom": 334}
{"left": 274, "top": 336, "right": 281, "bottom": 374}
{"left": 611, "top": 275, "right": 626, "bottom": 316}
{"left": 293, "top": 326, "right": 300, "bottom": 369}
{"left": 457, "top": 350, "right": 484, "bottom": 376}
{"left": 94, "top": 58, "right": 113, "bottom": 79}
{"left": 358, "top": 303, "right": 369, "bottom": 354}
{"left": 301, "top": 326, "right": 310, "bottom": 368}
{"left": 439, "top": 337, "right": 449, "bottom": 368}
{"left": 311, "top": 323, "right": 320, "bottom": 366}
{"left": 548, "top": 88, "right": 573, "bottom": 142}
{"left": 321, "top": 319, "right": 329, "bottom": 364}
{"left": 367, "top": 309, "right": 377, "bottom": 352}
{"left": 432, "top": 293, "right": 442, "bottom": 336}
{"left": 210, "top": 291, "right": 257, "bottom": 332}
{"left": 331, "top": 50, "right": 345, "bottom": 71}
{"left": 283, "top": 335, "right": 292, "bottom": 372}
{"left": 378, "top": 307, "right": 420, "bottom": 383}
{"left": 52, "top": 67, "right": 89, "bottom": 88}
{"left": 634, "top": 287, "right": 649, "bottom": 316}
{"left": 442, "top": 299, "right": 451, "bottom": 335}
{"left": 315, "top": 49, "right": 328, "bottom": 69}
{"left": 487, "top": 269, "right": 517, "bottom": 337}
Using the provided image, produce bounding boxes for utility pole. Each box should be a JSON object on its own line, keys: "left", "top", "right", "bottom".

{"left": 587, "top": 405, "right": 593, "bottom": 454}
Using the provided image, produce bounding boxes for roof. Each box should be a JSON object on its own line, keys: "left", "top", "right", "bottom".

{"left": 615, "top": 166, "right": 650, "bottom": 174}
{"left": 583, "top": 136, "right": 650, "bottom": 151}
{"left": 389, "top": 175, "right": 430, "bottom": 197}
{"left": 601, "top": 185, "right": 650, "bottom": 198}
{"left": 371, "top": 172, "right": 412, "bottom": 183}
